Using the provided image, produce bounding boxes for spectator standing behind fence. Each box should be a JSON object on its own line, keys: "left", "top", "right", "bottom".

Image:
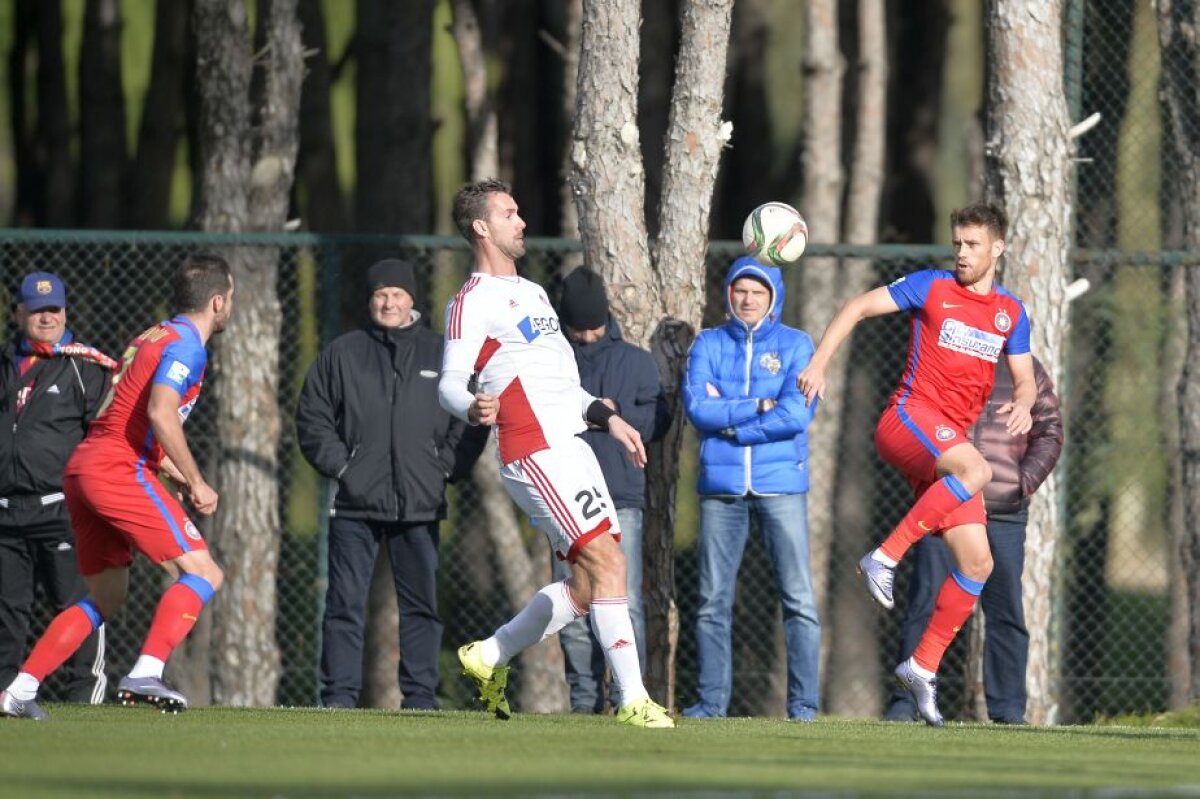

{"left": 550, "top": 266, "right": 668, "bottom": 714}
{"left": 296, "top": 259, "right": 487, "bottom": 710}
{"left": 0, "top": 272, "right": 114, "bottom": 706}
{"left": 0, "top": 255, "right": 233, "bottom": 720}
{"left": 885, "top": 355, "right": 1062, "bottom": 725}
{"left": 681, "top": 257, "right": 822, "bottom": 722}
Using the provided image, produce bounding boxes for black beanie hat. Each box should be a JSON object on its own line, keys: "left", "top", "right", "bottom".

{"left": 559, "top": 267, "right": 609, "bottom": 330}
{"left": 366, "top": 259, "right": 418, "bottom": 303}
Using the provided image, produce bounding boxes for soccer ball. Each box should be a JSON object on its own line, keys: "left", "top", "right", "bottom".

{"left": 742, "top": 202, "right": 809, "bottom": 266}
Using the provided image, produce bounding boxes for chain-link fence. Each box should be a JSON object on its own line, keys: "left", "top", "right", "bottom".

{"left": 9, "top": 229, "right": 1187, "bottom": 723}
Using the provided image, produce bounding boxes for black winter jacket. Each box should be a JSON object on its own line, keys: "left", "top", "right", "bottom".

{"left": 0, "top": 334, "right": 112, "bottom": 512}
{"left": 295, "top": 317, "right": 487, "bottom": 522}
{"left": 571, "top": 317, "right": 669, "bottom": 509}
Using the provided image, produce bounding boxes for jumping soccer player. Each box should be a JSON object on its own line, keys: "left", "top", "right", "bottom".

{"left": 0, "top": 254, "right": 234, "bottom": 720}
{"left": 797, "top": 203, "right": 1035, "bottom": 726}
{"left": 438, "top": 178, "right": 673, "bottom": 728}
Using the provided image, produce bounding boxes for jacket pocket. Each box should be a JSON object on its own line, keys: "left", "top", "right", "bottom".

{"left": 335, "top": 443, "right": 360, "bottom": 479}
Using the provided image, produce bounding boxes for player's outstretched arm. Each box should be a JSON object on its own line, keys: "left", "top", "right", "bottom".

{"left": 148, "top": 383, "right": 218, "bottom": 515}
{"left": 798, "top": 286, "right": 899, "bottom": 404}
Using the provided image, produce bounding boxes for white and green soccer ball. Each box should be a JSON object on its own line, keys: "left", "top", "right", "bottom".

{"left": 742, "top": 202, "right": 809, "bottom": 266}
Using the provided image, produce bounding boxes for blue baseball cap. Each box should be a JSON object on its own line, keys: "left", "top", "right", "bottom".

{"left": 19, "top": 271, "right": 67, "bottom": 311}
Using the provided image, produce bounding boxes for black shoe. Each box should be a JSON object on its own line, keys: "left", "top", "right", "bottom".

{"left": 990, "top": 717, "right": 1027, "bottom": 726}
{"left": 883, "top": 700, "right": 919, "bottom": 722}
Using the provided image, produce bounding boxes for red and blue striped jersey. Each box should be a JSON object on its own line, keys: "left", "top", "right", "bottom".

{"left": 885, "top": 269, "right": 1030, "bottom": 429}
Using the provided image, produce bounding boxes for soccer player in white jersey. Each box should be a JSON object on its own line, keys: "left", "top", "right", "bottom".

{"left": 439, "top": 179, "right": 673, "bottom": 729}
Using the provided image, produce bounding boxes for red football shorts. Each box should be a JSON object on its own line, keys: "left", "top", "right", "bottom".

{"left": 64, "top": 466, "right": 208, "bottom": 576}
{"left": 874, "top": 402, "right": 986, "bottom": 529}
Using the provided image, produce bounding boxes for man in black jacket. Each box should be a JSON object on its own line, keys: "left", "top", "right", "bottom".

{"left": 552, "top": 266, "right": 668, "bottom": 713}
{"left": 0, "top": 272, "right": 113, "bottom": 704}
{"left": 296, "top": 259, "right": 487, "bottom": 709}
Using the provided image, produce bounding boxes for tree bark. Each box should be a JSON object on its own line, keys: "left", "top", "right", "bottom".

{"left": 451, "top": 0, "right": 499, "bottom": 181}
{"left": 193, "top": 0, "right": 301, "bottom": 706}
{"left": 1158, "top": 0, "right": 1200, "bottom": 704}
{"left": 985, "top": 0, "right": 1073, "bottom": 725}
{"left": 574, "top": 0, "right": 732, "bottom": 707}
{"left": 823, "top": 0, "right": 887, "bottom": 717}
{"left": 797, "top": 0, "right": 844, "bottom": 690}
{"left": 79, "top": 0, "right": 127, "bottom": 229}
{"left": 129, "top": 0, "right": 190, "bottom": 230}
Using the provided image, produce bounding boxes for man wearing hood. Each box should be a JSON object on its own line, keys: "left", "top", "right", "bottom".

{"left": 296, "top": 258, "right": 487, "bottom": 710}
{"left": 682, "top": 256, "right": 821, "bottom": 721}
{"left": 552, "top": 266, "right": 668, "bottom": 714}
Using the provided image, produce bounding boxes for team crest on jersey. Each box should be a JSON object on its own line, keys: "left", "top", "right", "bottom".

{"left": 994, "top": 309, "right": 1012, "bottom": 333}
{"left": 759, "top": 352, "right": 782, "bottom": 375}
{"left": 935, "top": 425, "right": 957, "bottom": 442}
{"left": 184, "top": 520, "right": 202, "bottom": 541}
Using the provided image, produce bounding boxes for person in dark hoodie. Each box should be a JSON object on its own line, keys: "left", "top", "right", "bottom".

{"left": 681, "top": 257, "right": 822, "bottom": 721}
{"left": 0, "top": 272, "right": 113, "bottom": 707}
{"left": 551, "top": 266, "right": 668, "bottom": 714}
{"left": 296, "top": 258, "right": 487, "bottom": 710}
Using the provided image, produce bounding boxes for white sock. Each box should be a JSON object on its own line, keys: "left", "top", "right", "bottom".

{"left": 590, "top": 597, "right": 648, "bottom": 706}
{"left": 7, "top": 672, "right": 40, "bottom": 702}
{"left": 872, "top": 548, "right": 898, "bottom": 568}
{"left": 908, "top": 657, "right": 936, "bottom": 680}
{"left": 492, "top": 581, "right": 585, "bottom": 666}
{"left": 127, "top": 655, "right": 165, "bottom": 680}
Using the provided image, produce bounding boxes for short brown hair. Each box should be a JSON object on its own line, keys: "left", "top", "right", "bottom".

{"left": 452, "top": 178, "right": 512, "bottom": 241}
{"left": 170, "top": 253, "right": 232, "bottom": 314}
{"left": 950, "top": 203, "right": 1008, "bottom": 240}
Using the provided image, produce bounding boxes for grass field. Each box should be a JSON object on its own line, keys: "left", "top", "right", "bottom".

{"left": 2, "top": 705, "right": 1198, "bottom": 799}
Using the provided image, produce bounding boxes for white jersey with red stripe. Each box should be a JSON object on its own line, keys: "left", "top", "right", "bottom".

{"left": 440, "top": 272, "right": 592, "bottom": 464}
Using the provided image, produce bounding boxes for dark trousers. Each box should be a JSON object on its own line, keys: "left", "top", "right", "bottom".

{"left": 319, "top": 517, "right": 443, "bottom": 709}
{"left": 0, "top": 506, "right": 105, "bottom": 703}
{"left": 886, "top": 515, "right": 1029, "bottom": 723}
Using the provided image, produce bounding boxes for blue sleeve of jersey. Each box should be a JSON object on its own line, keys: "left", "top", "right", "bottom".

{"left": 886, "top": 269, "right": 937, "bottom": 312}
{"left": 1004, "top": 301, "right": 1032, "bottom": 354}
{"left": 154, "top": 337, "right": 207, "bottom": 394}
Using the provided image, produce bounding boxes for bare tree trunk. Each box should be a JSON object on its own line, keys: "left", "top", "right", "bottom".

{"left": 1158, "top": 0, "right": 1200, "bottom": 704}
{"left": 129, "top": 0, "right": 189, "bottom": 230}
{"left": 797, "top": 0, "right": 844, "bottom": 694}
{"left": 193, "top": 0, "right": 301, "bottom": 706}
{"left": 296, "top": 0, "right": 348, "bottom": 231}
{"left": 451, "top": 0, "right": 498, "bottom": 182}
{"left": 558, "top": 0, "right": 583, "bottom": 239}
{"left": 985, "top": 0, "right": 1073, "bottom": 725}
{"left": 360, "top": 555, "right": 403, "bottom": 709}
{"left": 823, "top": 0, "right": 887, "bottom": 717}
{"left": 78, "top": 0, "right": 126, "bottom": 229}
{"left": 574, "top": 0, "right": 732, "bottom": 707}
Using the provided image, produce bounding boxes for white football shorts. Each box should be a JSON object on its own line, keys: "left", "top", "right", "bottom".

{"left": 500, "top": 436, "right": 622, "bottom": 562}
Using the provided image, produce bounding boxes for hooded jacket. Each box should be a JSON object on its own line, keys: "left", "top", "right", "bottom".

{"left": 295, "top": 313, "right": 487, "bottom": 522}
{"left": 569, "top": 316, "right": 669, "bottom": 509}
{"left": 684, "top": 258, "right": 818, "bottom": 496}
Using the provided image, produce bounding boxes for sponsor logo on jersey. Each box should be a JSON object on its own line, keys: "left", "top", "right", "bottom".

{"left": 937, "top": 318, "right": 1003, "bottom": 362}
{"left": 166, "top": 359, "right": 191, "bottom": 385}
{"left": 994, "top": 309, "right": 1012, "bottom": 332}
{"left": 517, "top": 315, "right": 560, "bottom": 342}
{"left": 178, "top": 396, "right": 198, "bottom": 422}
{"left": 759, "top": 352, "right": 782, "bottom": 375}
{"left": 184, "top": 520, "right": 202, "bottom": 541}
{"left": 935, "top": 425, "right": 957, "bottom": 441}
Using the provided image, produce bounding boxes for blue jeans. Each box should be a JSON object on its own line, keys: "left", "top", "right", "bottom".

{"left": 551, "top": 507, "right": 645, "bottom": 712}
{"left": 685, "top": 494, "right": 820, "bottom": 719}
{"left": 885, "top": 514, "right": 1029, "bottom": 723}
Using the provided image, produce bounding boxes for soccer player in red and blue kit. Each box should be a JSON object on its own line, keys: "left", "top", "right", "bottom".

{"left": 798, "top": 204, "right": 1036, "bottom": 727}
{"left": 0, "top": 255, "right": 234, "bottom": 720}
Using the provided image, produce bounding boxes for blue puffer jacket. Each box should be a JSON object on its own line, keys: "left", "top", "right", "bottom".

{"left": 684, "top": 257, "right": 818, "bottom": 496}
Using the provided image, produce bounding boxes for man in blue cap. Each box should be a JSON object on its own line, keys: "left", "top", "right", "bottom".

{"left": 0, "top": 272, "right": 115, "bottom": 711}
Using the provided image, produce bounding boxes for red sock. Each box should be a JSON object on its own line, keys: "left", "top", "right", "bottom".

{"left": 912, "top": 576, "right": 979, "bottom": 673}
{"left": 141, "top": 581, "right": 207, "bottom": 661}
{"left": 22, "top": 605, "right": 99, "bottom": 681}
{"left": 879, "top": 475, "right": 972, "bottom": 562}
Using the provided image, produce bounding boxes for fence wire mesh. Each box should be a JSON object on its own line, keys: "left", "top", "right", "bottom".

{"left": 9, "top": 230, "right": 1184, "bottom": 724}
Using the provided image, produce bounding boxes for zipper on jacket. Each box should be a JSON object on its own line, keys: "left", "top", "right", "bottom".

{"left": 743, "top": 330, "right": 753, "bottom": 493}
{"left": 389, "top": 370, "right": 400, "bottom": 521}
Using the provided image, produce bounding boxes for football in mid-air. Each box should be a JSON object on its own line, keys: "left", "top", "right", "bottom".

{"left": 742, "top": 202, "right": 809, "bottom": 266}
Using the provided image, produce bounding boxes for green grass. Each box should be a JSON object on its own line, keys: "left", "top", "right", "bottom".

{"left": 2, "top": 707, "right": 1199, "bottom": 798}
